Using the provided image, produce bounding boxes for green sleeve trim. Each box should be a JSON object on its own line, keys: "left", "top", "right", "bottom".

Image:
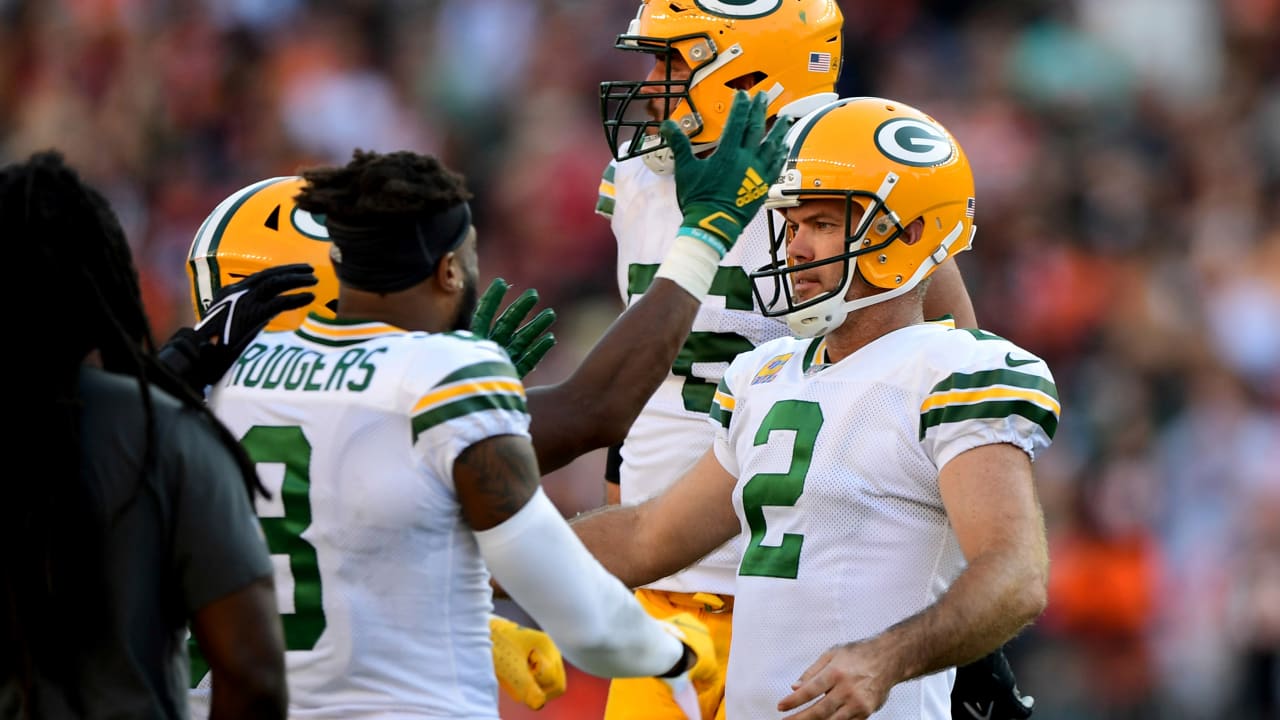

{"left": 929, "top": 368, "right": 1058, "bottom": 400}
{"left": 436, "top": 360, "right": 520, "bottom": 387}
{"left": 412, "top": 393, "right": 528, "bottom": 441}
{"left": 920, "top": 399, "right": 1058, "bottom": 440}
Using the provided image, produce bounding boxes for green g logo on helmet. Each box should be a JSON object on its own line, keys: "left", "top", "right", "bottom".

{"left": 873, "top": 118, "right": 955, "bottom": 168}
{"left": 693, "top": 0, "right": 784, "bottom": 18}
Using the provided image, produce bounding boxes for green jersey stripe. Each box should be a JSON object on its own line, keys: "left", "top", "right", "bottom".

{"left": 595, "top": 195, "right": 616, "bottom": 217}
{"left": 919, "top": 399, "right": 1059, "bottom": 440}
{"left": 437, "top": 360, "right": 519, "bottom": 387}
{"left": 710, "top": 379, "right": 734, "bottom": 429}
{"left": 294, "top": 327, "right": 374, "bottom": 347}
{"left": 802, "top": 337, "right": 824, "bottom": 372}
{"left": 412, "top": 393, "right": 528, "bottom": 440}
{"left": 710, "top": 402, "right": 733, "bottom": 429}
{"left": 929, "top": 368, "right": 1058, "bottom": 400}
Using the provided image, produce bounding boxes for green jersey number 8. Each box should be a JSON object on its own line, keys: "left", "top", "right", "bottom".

{"left": 739, "top": 399, "right": 822, "bottom": 579}
{"left": 189, "top": 424, "right": 325, "bottom": 686}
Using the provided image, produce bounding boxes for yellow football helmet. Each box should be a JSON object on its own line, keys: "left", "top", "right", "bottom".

{"left": 751, "top": 97, "right": 977, "bottom": 337}
{"left": 186, "top": 176, "right": 338, "bottom": 332}
{"left": 600, "top": 0, "right": 843, "bottom": 172}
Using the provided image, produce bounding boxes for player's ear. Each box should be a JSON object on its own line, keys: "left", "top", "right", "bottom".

{"left": 901, "top": 218, "right": 925, "bottom": 246}
{"left": 436, "top": 251, "right": 464, "bottom": 293}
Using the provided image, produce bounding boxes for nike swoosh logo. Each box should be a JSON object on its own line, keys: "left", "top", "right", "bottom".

{"left": 963, "top": 701, "right": 994, "bottom": 720}
{"left": 1005, "top": 352, "right": 1037, "bottom": 367}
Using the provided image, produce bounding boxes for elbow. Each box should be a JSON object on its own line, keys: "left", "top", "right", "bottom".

{"left": 1015, "top": 580, "right": 1048, "bottom": 627}
{"left": 212, "top": 674, "right": 288, "bottom": 720}
{"left": 569, "top": 406, "right": 633, "bottom": 454}
{"left": 594, "top": 416, "right": 633, "bottom": 450}
{"left": 575, "top": 393, "right": 634, "bottom": 448}
{"left": 1012, "top": 558, "right": 1050, "bottom": 627}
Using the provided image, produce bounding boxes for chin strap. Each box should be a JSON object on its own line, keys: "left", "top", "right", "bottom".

{"left": 642, "top": 140, "right": 718, "bottom": 176}
{"left": 788, "top": 218, "right": 969, "bottom": 339}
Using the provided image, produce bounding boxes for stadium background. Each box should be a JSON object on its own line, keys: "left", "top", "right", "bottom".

{"left": 2, "top": 0, "right": 1276, "bottom": 717}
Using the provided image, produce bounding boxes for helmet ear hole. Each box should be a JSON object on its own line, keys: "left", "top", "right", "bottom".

{"left": 726, "top": 71, "right": 767, "bottom": 91}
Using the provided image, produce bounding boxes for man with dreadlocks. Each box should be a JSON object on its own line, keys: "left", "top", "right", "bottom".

{"left": 0, "top": 151, "right": 288, "bottom": 720}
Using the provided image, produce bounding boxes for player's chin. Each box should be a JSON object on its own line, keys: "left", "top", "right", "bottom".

{"left": 791, "top": 279, "right": 824, "bottom": 302}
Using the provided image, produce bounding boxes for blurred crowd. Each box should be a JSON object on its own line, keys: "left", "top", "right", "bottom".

{"left": 3, "top": 1, "right": 1276, "bottom": 718}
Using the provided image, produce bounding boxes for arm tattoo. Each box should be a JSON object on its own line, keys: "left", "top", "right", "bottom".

{"left": 454, "top": 436, "right": 541, "bottom": 531}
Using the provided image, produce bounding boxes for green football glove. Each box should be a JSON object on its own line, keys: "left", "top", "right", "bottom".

{"left": 660, "top": 89, "right": 792, "bottom": 257}
{"left": 472, "top": 278, "right": 557, "bottom": 378}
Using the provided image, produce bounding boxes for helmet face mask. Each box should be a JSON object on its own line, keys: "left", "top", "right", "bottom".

{"left": 753, "top": 190, "right": 907, "bottom": 320}
{"left": 599, "top": 32, "right": 714, "bottom": 165}
{"left": 749, "top": 97, "right": 977, "bottom": 337}
{"left": 599, "top": 0, "right": 844, "bottom": 166}
{"left": 187, "top": 176, "right": 339, "bottom": 332}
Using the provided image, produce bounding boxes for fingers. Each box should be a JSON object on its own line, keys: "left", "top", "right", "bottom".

{"left": 246, "top": 268, "right": 319, "bottom": 298}
{"left": 659, "top": 118, "right": 695, "bottom": 168}
{"left": 778, "top": 669, "right": 829, "bottom": 712}
{"left": 718, "top": 90, "right": 752, "bottom": 149}
{"left": 524, "top": 681, "right": 545, "bottom": 707}
{"left": 523, "top": 680, "right": 548, "bottom": 711}
{"left": 760, "top": 113, "right": 796, "bottom": 178}
{"left": 508, "top": 308, "right": 557, "bottom": 355}
{"left": 265, "top": 291, "right": 316, "bottom": 315}
{"left": 780, "top": 693, "right": 858, "bottom": 720}
{"left": 777, "top": 648, "right": 833, "bottom": 711}
{"left": 242, "top": 262, "right": 316, "bottom": 284}
{"left": 793, "top": 648, "right": 832, "bottom": 687}
{"left": 472, "top": 277, "right": 509, "bottom": 336}
{"left": 492, "top": 288, "right": 540, "bottom": 344}
{"left": 741, "top": 90, "right": 768, "bottom": 148}
{"left": 514, "top": 334, "right": 556, "bottom": 378}
{"left": 527, "top": 630, "right": 566, "bottom": 700}
{"left": 261, "top": 262, "right": 316, "bottom": 276}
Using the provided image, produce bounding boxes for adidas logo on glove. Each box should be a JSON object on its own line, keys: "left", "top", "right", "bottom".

{"left": 735, "top": 168, "right": 768, "bottom": 207}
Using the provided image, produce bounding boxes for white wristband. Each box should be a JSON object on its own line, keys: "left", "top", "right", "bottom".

{"left": 654, "top": 233, "right": 724, "bottom": 298}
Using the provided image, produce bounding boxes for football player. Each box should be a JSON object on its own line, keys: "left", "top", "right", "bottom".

{"left": 173, "top": 176, "right": 568, "bottom": 711}
{"left": 573, "top": 95, "right": 1055, "bottom": 720}
{"left": 184, "top": 92, "right": 790, "bottom": 717}
{"left": 593, "top": 3, "right": 1032, "bottom": 719}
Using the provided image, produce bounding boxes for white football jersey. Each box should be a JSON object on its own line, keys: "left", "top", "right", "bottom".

{"left": 598, "top": 157, "right": 790, "bottom": 595}
{"left": 709, "top": 323, "right": 1059, "bottom": 719}
{"left": 199, "top": 315, "right": 529, "bottom": 719}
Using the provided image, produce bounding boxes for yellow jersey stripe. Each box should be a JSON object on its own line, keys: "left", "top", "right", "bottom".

{"left": 712, "top": 390, "right": 736, "bottom": 411}
{"left": 413, "top": 378, "right": 526, "bottom": 415}
{"left": 921, "top": 386, "right": 1060, "bottom": 415}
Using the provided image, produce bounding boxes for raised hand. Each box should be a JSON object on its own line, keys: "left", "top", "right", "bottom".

{"left": 662, "top": 89, "right": 793, "bottom": 258}
{"left": 471, "top": 278, "right": 557, "bottom": 377}
{"left": 160, "top": 263, "right": 317, "bottom": 391}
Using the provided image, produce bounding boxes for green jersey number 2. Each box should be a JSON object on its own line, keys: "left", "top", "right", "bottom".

{"left": 739, "top": 400, "right": 823, "bottom": 579}
{"left": 189, "top": 424, "right": 325, "bottom": 686}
